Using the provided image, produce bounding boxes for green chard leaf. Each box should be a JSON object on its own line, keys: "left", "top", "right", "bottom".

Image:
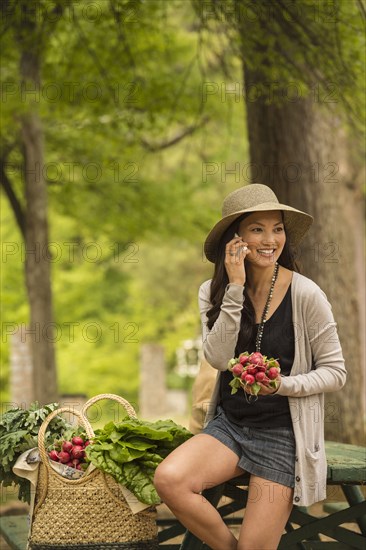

{"left": 86, "top": 417, "right": 192, "bottom": 504}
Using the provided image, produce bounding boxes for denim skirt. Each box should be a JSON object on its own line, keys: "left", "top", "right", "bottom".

{"left": 202, "top": 405, "right": 296, "bottom": 488}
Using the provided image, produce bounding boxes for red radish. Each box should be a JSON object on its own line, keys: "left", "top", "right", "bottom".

{"left": 268, "top": 367, "right": 279, "bottom": 380}
{"left": 255, "top": 371, "right": 266, "bottom": 382}
{"left": 246, "top": 365, "right": 258, "bottom": 375}
{"left": 58, "top": 451, "right": 71, "bottom": 463}
{"left": 48, "top": 433, "right": 89, "bottom": 472}
{"left": 71, "top": 445, "right": 85, "bottom": 459}
{"left": 72, "top": 436, "right": 84, "bottom": 446}
{"left": 250, "top": 352, "right": 265, "bottom": 366}
{"left": 62, "top": 441, "right": 73, "bottom": 453}
{"left": 244, "top": 374, "right": 255, "bottom": 385}
{"left": 232, "top": 364, "right": 244, "bottom": 376}
{"left": 49, "top": 450, "right": 59, "bottom": 462}
{"left": 257, "top": 374, "right": 271, "bottom": 385}
{"left": 228, "top": 351, "right": 281, "bottom": 395}
{"left": 255, "top": 364, "right": 266, "bottom": 372}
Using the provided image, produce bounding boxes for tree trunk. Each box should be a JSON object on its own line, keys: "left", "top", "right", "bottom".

{"left": 20, "top": 46, "right": 58, "bottom": 405}
{"left": 243, "top": 63, "right": 365, "bottom": 444}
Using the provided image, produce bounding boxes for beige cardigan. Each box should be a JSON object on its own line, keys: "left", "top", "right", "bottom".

{"left": 198, "top": 271, "right": 347, "bottom": 506}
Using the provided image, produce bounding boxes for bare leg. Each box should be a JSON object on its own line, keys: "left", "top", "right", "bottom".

{"left": 237, "top": 475, "right": 294, "bottom": 550}
{"left": 154, "top": 433, "right": 244, "bottom": 550}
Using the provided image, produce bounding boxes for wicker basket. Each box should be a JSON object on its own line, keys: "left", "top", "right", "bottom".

{"left": 28, "top": 394, "right": 159, "bottom": 550}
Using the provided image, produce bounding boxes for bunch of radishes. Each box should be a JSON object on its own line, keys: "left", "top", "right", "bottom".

{"left": 228, "top": 351, "right": 281, "bottom": 395}
{"left": 48, "top": 434, "right": 90, "bottom": 470}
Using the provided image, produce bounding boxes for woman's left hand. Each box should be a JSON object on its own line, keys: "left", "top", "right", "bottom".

{"left": 245, "top": 378, "right": 281, "bottom": 396}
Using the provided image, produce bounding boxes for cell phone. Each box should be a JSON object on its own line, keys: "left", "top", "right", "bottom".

{"left": 235, "top": 233, "right": 248, "bottom": 253}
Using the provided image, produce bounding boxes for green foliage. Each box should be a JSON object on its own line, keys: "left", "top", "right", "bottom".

{"left": 193, "top": 0, "right": 365, "bottom": 132}
{"left": 1, "top": 0, "right": 247, "bottom": 406}
{"left": 0, "top": 402, "right": 71, "bottom": 503}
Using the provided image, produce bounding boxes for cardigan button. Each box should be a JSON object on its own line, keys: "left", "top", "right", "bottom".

{"left": 295, "top": 456, "right": 298, "bottom": 462}
{"left": 294, "top": 496, "right": 300, "bottom": 503}
{"left": 296, "top": 476, "right": 300, "bottom": 482}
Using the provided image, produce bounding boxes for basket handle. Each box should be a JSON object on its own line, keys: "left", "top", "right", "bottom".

{"left": 38, "top": 407, "right": 94, "bottom": 471}
{"left": 81, "top": 393, "right": 138, "bottom": 423}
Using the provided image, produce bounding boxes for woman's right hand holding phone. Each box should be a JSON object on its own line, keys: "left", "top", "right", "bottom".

{"left": 224, "top": 233, "right": 250, "bottom": 286}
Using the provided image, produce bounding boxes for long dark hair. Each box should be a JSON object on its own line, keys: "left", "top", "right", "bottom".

{"left": 206, "top": 211, "right": 301, "bottom": 356}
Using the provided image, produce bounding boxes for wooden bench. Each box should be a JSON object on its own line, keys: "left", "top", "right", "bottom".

{"left": 160, "top": 441, "right": 366, "bottom": 549}
{"left": 1, "top": 442, "right": 365, "bottom": 549}
{"left": 0, "top": 515, "right": 29, "bottom": 550}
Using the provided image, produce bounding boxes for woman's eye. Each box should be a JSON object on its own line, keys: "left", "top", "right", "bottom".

{"left": 251, "top": 227, "right": 284, "bottom": 232}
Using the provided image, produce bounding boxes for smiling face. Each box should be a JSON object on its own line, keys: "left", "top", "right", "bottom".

{"left": 238, "top": 210, "right": 286, "bottom": 265}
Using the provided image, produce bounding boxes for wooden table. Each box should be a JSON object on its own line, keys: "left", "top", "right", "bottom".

{"left": 1, "top": 442, "right": 365, "bottom": 549}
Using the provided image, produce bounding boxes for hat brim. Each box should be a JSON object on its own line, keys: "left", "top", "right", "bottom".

{"left": 204, "top": 202, "right": 313, "bottom": 263}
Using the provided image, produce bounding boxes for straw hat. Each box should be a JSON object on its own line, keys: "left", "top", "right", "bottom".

{"left": 204, "top": 183, "right": 313, "bottom": 263}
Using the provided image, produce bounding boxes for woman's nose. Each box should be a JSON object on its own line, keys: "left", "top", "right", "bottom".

{"left": 261, "top": 234, "right": 277, "bottom": 243}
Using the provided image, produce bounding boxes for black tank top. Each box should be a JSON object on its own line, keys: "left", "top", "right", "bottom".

{"left": 219, "top": 283, "right": 294, "bottom": 428}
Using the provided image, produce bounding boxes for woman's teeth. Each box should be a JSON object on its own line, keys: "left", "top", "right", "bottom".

{"left": 258, "top": 249, "right": 275, "bottom": 256}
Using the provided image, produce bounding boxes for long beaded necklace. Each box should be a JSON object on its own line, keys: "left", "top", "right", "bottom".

{"left": 255, "top": 261, "right": 280, "bottom": 352}
{"left": 246, "top": 261, "right": 280, "bottom": 404}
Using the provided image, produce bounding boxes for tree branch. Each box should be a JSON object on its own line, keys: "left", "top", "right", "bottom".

{"left": 241, "top": 1, "right": 359, "bottom": 123}
{"left": 108, "top": 0, "right": 137, "bottom": 70}
{"left": 275, "top": 0, "right": 353, "bottom": 84}
{"left": 140, "top": 116, "right": 209, "bottom": 152}
{"left": 73, "top": 12, "right": 120, "bottom": 109}
{"left": 0, "top": 158, "right": 26, "bottom": 238}
{"left": 356, "top": 0, "right": 366, "bottom": 20}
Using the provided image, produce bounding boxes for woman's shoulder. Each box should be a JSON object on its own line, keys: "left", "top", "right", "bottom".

{"left": 198, "top": 278, "right": 212, "bottom": 297}
{"left": 292, "top": 271, "right": 327, "bottom": 301}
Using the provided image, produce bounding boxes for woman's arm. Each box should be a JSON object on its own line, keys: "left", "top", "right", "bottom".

{"left": 276, "top": 286, "right": 347, "bottom": 397}
{"left": 198, "top": 280, "right": 245, "bottom": 371}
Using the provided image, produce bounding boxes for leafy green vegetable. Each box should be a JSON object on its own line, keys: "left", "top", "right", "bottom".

{"left": 0, "top": 402, "right": 72, "bottom": 503}
{"left": 86, "top": 418, "right": 192, "bottom": 505}
{"left": 229, "top": 376, "right": 242, "bottom": 395}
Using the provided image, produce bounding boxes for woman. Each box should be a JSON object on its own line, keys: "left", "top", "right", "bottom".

{"left": 154, "top": 184, "right": 346, "bottom": 550}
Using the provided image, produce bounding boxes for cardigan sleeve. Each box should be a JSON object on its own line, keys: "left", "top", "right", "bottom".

{"left": 198, "top": 280, "right": 245, "bottom": 371}
{"left": 276, "top": 285, "right": 347, "bottom": 397}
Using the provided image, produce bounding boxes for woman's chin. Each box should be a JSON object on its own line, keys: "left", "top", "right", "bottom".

{"left": 248, "top": 255, "right": 278, "bottom": 265}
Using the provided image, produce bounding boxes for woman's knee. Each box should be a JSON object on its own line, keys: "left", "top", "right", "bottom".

{"left": 154, "top": 461, "right": 186, "bottom": 500}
